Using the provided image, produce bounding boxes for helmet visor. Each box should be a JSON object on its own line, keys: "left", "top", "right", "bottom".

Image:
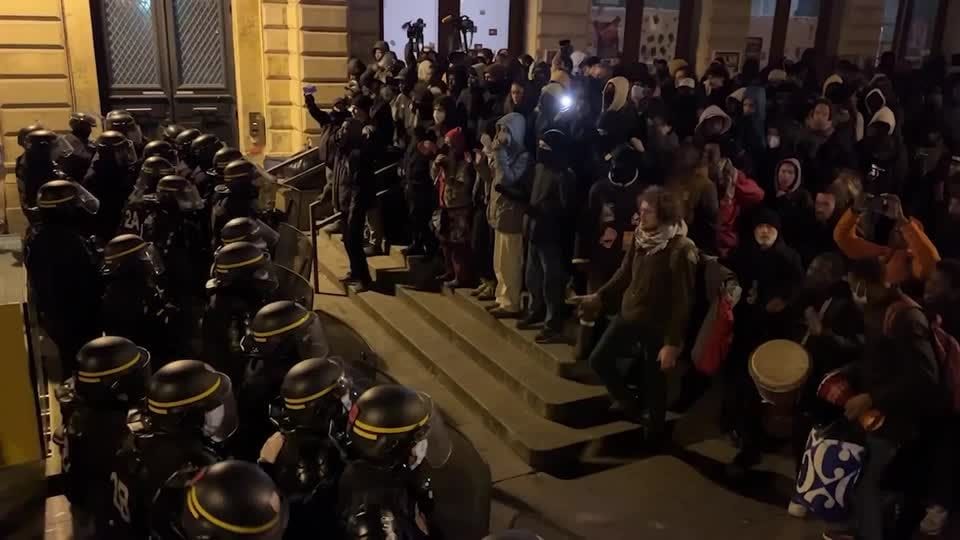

{"left": 418, "top": 392, "right": 452, "bottom": 468}
{"left": 202, "top": 381, "right": 238, "bottom": 443}
{"left": 73, "top": 182, "right": 101, "bottom": 214}
{"left": 102, "top": 241, "right": 165, "bottom": 276}
{"left": 160, "top": 182, "right": 205, "bottom": 211}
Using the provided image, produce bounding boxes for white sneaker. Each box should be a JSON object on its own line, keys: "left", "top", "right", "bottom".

{"left": 787, "top": 501, "right": 808, "bottom": 518}
{"left": 919, "top": 505, "right": 948, "bottom": 536}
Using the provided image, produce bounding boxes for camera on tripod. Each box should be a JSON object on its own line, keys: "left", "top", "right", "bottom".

{"left": 402, "top": 18, "right": 426, "bottom": 42}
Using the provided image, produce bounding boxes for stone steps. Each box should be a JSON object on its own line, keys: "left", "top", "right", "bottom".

{"left": 349, "top": 289, "right": 641, "bottom": 471}
{"left": 395, "top": 286, "right": 611, "bottom": 426}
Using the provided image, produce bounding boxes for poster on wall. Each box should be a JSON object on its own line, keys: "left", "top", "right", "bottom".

{"left": 591, "top": 1, "right": 625, "bottom": 59}
{"left": 712, "top": 51, "right": 741, "bottom": 74}
{"left": 639, "top": 8, "right": 680, "bottom": 62}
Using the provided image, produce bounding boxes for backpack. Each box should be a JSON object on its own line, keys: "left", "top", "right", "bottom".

{"left": 883, "top": 297, "right": 960, "bottom": 413}
{"left": 672, "top": 237, "right": 742, "bottom": 375}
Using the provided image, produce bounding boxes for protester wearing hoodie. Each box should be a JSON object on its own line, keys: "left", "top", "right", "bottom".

{"left": 859, "top": 106, "right": 909, "bottom": 196}
{"left": 727, "top": 208, "right": 804, "bottom": 472}
{"left": 487, "top": 113, "right": 532, "bottom": 317}
{"left": 771, "top": 158, "right": 815, "bottom": 250}
{"left": 596, "top": 76, "right": 646, "bottom": 162}
{"left": 802, "top": 98, "right": 859, "bottom": 192}
{"left": 696, "top": 105, "right": 747, "bottom": 172}
{"left": 711, "top": 157, "right": 765, "bottom": 258}
{"left": 731, "top": 86, "right": 768, "bottom": 177}
{"left": 833, "top": 193, "right": 941, "bottom": 287}
{"left": 500, "top": 129, "right": 579, "bottom": 342}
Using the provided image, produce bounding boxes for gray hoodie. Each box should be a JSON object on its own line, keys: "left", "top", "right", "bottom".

{"left": 487, "top": 113, "right": 531, "bottom": 233}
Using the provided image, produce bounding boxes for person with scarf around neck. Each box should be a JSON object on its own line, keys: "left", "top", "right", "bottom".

{"left": 570, "top": 187, "right": 697, "bottom": 445}
{"left": 771, "top": 157, "right": 815, "bottom": 250}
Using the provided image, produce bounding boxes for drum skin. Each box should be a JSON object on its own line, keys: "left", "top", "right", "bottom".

{"left": 749, "top": 339, "right": 811, "bottom": 409}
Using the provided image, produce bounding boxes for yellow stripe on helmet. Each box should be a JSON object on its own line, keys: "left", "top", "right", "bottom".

{"left": 253, "top": 313, "right": 311, "bottom": 342}
{"left": 188, "top": 486, "right": 279, "bottom": 534}
{"left": 147, "top": 377, "right": 221, "bottom": 410}
{"left": 77, "top": 352, "right": 141, "bottom": 379}
{"left": 353, "top": 414, "right": 429, "bottom": 435}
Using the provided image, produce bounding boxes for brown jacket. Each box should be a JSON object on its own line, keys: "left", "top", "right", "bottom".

{"left": 598, "top": 235, "right": 699, "bottom": 347}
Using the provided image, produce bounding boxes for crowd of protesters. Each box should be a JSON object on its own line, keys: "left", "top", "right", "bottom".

{"left": 308, "top": 39, "right": 960, "bottom": 540}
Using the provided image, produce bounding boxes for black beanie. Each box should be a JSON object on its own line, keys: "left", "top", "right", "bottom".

{"left": 753, "top": 208, "right": 782, "bottom": 231}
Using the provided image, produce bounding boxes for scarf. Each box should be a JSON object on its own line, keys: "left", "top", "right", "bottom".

{"left": 634, "top": 220, "right": 687, "bottom": 254}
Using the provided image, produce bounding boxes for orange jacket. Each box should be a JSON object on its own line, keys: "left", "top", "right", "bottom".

{"left": 833, "top": 209, "right": 941, "bottom": 284}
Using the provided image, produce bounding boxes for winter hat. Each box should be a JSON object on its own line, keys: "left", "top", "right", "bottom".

{"left": 767, "top": 69, "right": 787, "bottom": 83}
{"left": 869, "top": 106, "right": 896, "bottom": 135}
{"left": 753, "top": 207, "right": 782, "bottom": 231}
{"left": 443, "top": 127, "right": 466, "bottom": 155}
{"left": 668, "top": 58, "right": 689, "bottom": 78}
{"left": 696, "top": 105, "right": 733, "bottom": 135}
{"left": 539, "top": 128, "right": 570, "bottom": 154}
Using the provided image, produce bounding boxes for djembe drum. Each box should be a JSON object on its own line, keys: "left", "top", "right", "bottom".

{"left": 749, "top": 339, "right": 811, "bottom": 437}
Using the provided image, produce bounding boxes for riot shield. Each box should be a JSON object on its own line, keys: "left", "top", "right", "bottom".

{"left": 275, "top": 264, "right": 314, "bottom": 310}
{"left": 274, "top": 223, "right": 314, "bottom": 279}
{"left": 265, "top": 147, "right": 322, "bottom": 179}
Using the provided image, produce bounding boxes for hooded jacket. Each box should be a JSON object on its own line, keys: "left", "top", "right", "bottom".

{"left": 487, "top": 113, "right": 532, "bottom": 233}
{"left": 732, "top": 221, "right": 804, "bottom": 312}
{"left": 576, "top": 168, "right": 648, "bottom": 279}
{"left": 596, "top": 77, "right": 644, "bottom": 158}
{"left": 859, "top": 106, "right": 908, "bottom": 195}
{"left": 525, "top": 130, "right": 578, "bottom": 244}
{"left": 771, "top": 158, "right": 815, "bottom": 249}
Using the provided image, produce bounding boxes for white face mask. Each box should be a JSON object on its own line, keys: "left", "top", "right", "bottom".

{"left": 410, "top": 439, "right": 429, "bottom": 469}
{"left": 630, "top": 85, "right": 646, "bottom": 102}
{"left": 433, "top": 110, "right": 446, "bottom": 125}
{"left": 767, "top": 135, "right": 781, "bottom": 149}
{"left": 202, "top": 404, "right": 230, "bottom": 442}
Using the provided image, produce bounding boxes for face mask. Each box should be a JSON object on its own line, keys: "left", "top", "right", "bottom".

{"left": 767, "top": 135, "right": 781, "bottom": 148}
{"left": 410, "top": 439, "right": 428, "bottom": 469}
{"left": 433, "top": 110, "right": 446, "bottom": 125}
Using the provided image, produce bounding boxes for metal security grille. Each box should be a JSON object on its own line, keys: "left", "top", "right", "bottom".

{"left": 173, "top": 0, "right": 226, "bottom": 87}
{"left": 103, "top": 0, "right": 162, "bottom": 87}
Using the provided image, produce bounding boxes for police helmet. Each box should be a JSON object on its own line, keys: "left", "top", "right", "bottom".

{"left": 191, "top": 134, "right": 223, "bottom": 169}
{"left": 344, "top": 506, "right": 402, "bottom": 540}
{"left": 105, "top": 109, "right": 135, "bottom": 129}
{"left": 242, "top": 301, "right": 326, "bottom": 358}
{"left": 102, "top": 234, "right": 163, "bottom": 277}
{"left": 181, "top": 460, "right": 288, "bottom": 540}
{"left": 138, "top": 156, "right": 176, "bottom": 194}
{"left": 278, "top": 357, "right": 348, "bottom": 430}
{"left": 163, "top": 124, "right": 186, "bottom": 144}
{"left": 144, "top": 140, "right": 179, "bottom": 163}
{"left": 146, "top": 360, "right": 237, "bottom": 442}
{"left": 24, "top": 130, "right": 59, "bottom": 161}
{"left": 220, "top": 217, "right": 279, "bottom": 252}
{"left": 214, "top": 147, "right": 243, "bottom": 175}
{"left": 222, "top": 159, "right": 258, "bottom": 184}
{"left": 347, "top": 385, "right": 431, "bottom": 466}
{"left": 69, "top": 112, "right": 97, "bottom": 131}
{"left": 18, "top": 122, "right": 45, "bottom": 147}
{"left": 176, "top": 128, "right": 202, "bottom": 155}
{"left": 96, "top": 130, "right": 128, "bottom": 149}
{"left": 211, "top": 241, "right": 278, "bottom": 288}
{"left": 74, "top": 336, "right": 151, "bottom": 404}
{"left": 37, "top": 180, "right": 100, "bottom": 214}
{"left": 157, "top": 175, "right": 204, "bottom": 210}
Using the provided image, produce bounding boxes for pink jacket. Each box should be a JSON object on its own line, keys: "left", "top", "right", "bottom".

{"left": 717, "top": 170, "right": 765, "bottom": 257}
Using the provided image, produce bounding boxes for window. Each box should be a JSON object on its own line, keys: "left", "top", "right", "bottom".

{"left": 784, "top": 0, "right": 820, "bottom": 62}
{"left": 904, "top": 0, "right": 939, "bottom": 65}
{"left": 876, "top": 0, "right": 901, "bottom": 62}
{"left": 638, "top": 0, "right": 680, "bottom": 63}
{"left": 383, "top": 0, "right": 439, "bottom": 53}
{"left": 591, "top": 0, "right": 625, "bottom": 60}
{"left": 746, "top": 0, "right": 776, "bottom": 66}
{"left": 459, "top": 0, "right": 510, "bottom": 52}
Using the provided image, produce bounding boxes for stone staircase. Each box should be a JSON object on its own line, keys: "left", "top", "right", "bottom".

{"left": 314, "top": 231, "right": 643, "bottom": 473}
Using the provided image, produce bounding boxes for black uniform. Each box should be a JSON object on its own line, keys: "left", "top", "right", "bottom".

{"left": 55, "top": 336, "right": 151, "bottom": 539}
{"left": 57, "top": 113, "right": 98, "bottom": 182}
{"left": 24, "top": 180, "right": 102, "bottom": 378}
{"left": 120, "top": 157, "right": 176, "bottom": 237}
{"left": 84, "top": 131, "right": 140, "bottom": 240}
{"left": 333, "top": 119, "right": 376, "bottom": 285}
{"left": 16, "top": 129, "right": 65, "bottom": 223}
{"left": 211, "top": 159, "right": 262, "bottom": 243}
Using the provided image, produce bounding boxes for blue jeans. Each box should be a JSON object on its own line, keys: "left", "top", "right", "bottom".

{"left": 524, "top": 240, "right": 568, "bottom": 330}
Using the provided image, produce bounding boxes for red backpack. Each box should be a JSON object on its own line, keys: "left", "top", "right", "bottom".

{"left": 884, "top": 297, "right": 960, "bottom": 413}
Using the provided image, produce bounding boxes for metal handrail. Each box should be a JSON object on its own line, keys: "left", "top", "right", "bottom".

{"left": 310, "top": 161, "right": 399, "bottom": 293}
{"left": 265, "top": 146, "right": 321, "bottom": 175}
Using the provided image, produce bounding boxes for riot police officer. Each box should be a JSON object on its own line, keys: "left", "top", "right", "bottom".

{"left": 339, "top": 385, "right": 446, "bottom": 539}
{"left": 175, "top": 128, "right": 202, "bottom": 177}
{"left": 58, "top": 112, "right": 97, "bottom": 181}
{"left": 104, "top": 109, "right": 145, "bottom": 157}
{"left": 219, "top": 216, "right": 280, "bottom": 254}
{"left": 212, "top": 146, "right": 243, "bottom": 188}
{"left": 16, "top": 129, "right": 65, "bottom": 222}
{"left": 179, "top": 460, "right": 289, "bottom": 540}
{"left": 201, "top": 241, "right": 279, "bottom": 386}
{"left": 144, "top": 175, "right": 212, "bottom": 346}
{"left": 100, "top": 234, "right": 178, "bottom": 363}
{"left": 119, "top": 156, "right": 176, "bottom": 236}
{"left": 24, "top": 180, "right": 102, "bottom": 378}
{"left": 235, "top": 301, "right": 329, "bottom": 457}
{"left": 211, "top": 158, "right": 262, "bottom": 237}
{"left": 162, "top": 124, "right": 186, "bottom": 146}
{"left": 54, "top": 336, "right": 151, "bottom": 539}
{"left": 259, "top": 357, "right": 351, "bottom": 536}
{"left": 102, "top": 359, "right": 237, "bottom": 539}
{"left": 85, "top": 130, "right": 139, "bottom": 240}
{"left": 143, "top": 139, "right": 179, "bottom": 165}
{"left": 190, "top": 133, "right": 223, "bottom": 199}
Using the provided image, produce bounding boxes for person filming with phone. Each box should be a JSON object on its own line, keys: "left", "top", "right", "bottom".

{"left": 834, "top": 190, "right": 941, "bottom": 289}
